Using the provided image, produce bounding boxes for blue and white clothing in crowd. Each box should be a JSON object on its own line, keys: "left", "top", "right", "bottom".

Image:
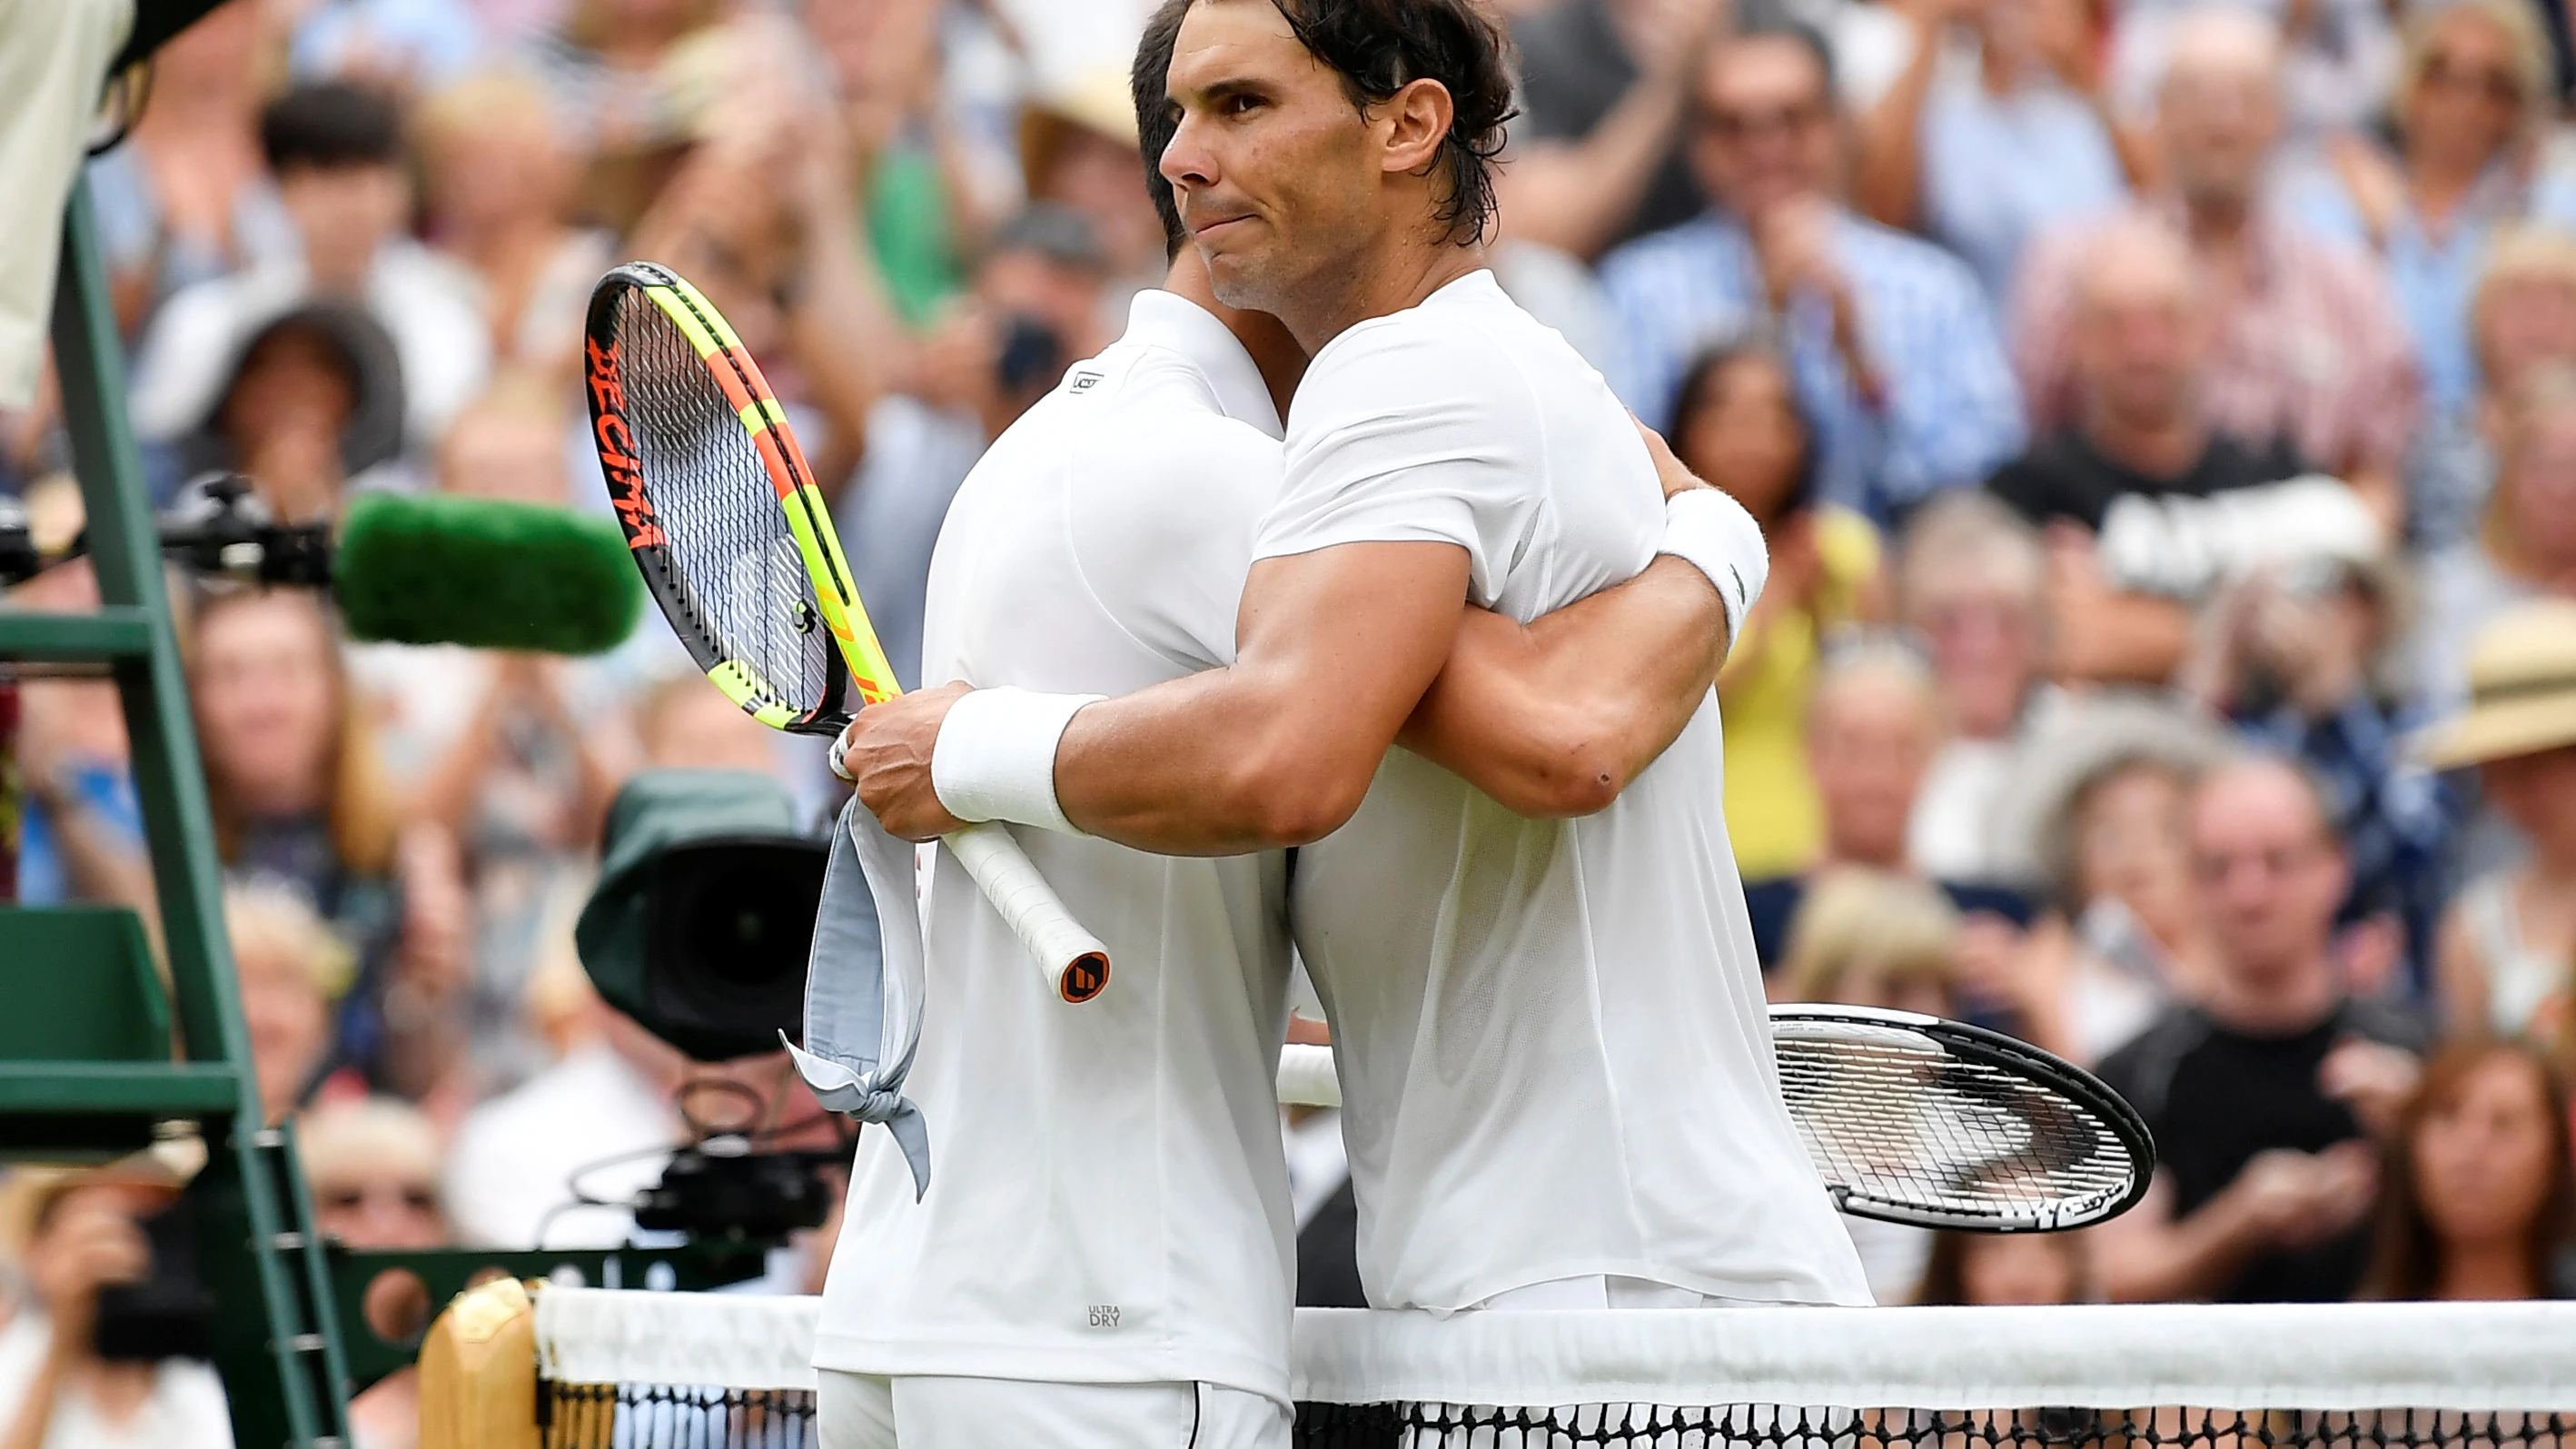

{"left": 1600, "top": 208, "right": 2026, "bottom": 526}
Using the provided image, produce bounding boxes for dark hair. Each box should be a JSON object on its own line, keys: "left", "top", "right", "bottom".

{"left": 259, "top": 82, "right": 404, "bottom": 174}
{"left": 1134, "top": 0, "right": 1194, "bottom": 260}
{"left": 1267, "top": 0, "right": 1520, "bottom": 247}
{"left": 2362, "top": 1037, "right": 2576, "bottom": 1300}
{"left": 1914, "top": 1230, "right": 2092, "bottom": 1305}
{"left": 1669, "top": 338, "right": 1819, "bottom": 522}
{"left": 1725, "top": 5, "right": 1838, "bottom": 98}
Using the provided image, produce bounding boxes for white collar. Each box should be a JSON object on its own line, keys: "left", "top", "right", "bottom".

{"left": 1121, "top": 289, "right": 1285, "bottom": 440}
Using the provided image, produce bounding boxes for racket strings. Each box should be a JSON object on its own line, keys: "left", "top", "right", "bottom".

{"left": 1776, "top": 1029, "right": 2136, "bottom": 1229}
{"left": 613, "top": 289, "right": 838, "bottom": 721}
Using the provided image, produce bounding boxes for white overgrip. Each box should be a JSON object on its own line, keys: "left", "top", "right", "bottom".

{"left": 939, "top": 821, "right": 1112, "bottom": 1002}
{"left": 1277, "top": 1042, "right": 1340, "bottom": 1107}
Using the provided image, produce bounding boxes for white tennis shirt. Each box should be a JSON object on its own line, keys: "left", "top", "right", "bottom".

{"left": 814, "top": 292, "right": 1299, "bottom": 1401}
{"left": 1269, "top": 271, "right": 1873, "bottom": 1313}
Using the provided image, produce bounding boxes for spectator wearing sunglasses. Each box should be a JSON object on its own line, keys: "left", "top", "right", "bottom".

{"left": 1600, "top": 14, "right": 2024, "bottom": 528}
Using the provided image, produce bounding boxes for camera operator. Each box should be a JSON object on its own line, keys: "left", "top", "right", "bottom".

{"left": 0, "top": 1165, "right": 231, "bottom": 1449}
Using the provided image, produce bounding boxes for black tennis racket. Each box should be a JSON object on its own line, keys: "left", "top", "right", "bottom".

{"left": 1768, "top": 1004, "right": 2155, "bottom": 1232}
{"left": 1276, "top": 1005, "right": 2154, "bottom": 1233}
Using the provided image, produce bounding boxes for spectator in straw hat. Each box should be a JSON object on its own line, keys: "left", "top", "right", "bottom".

{"left": 1020, "top": 70, "right": 1168, "bottom": 298}
{"left": 2420, "top": 599, "right": 2576, "bottom": 1040}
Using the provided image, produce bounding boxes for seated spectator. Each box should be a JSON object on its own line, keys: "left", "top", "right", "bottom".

{"left": 1998, "top": 696, "right": 2236, "bottom": 1060}
{"left": 1990, "top": 220, "right": 2343, "bottom": 686}
{"left": 524, "top": 0, "right": 719, "bottom": 175}
{"left": 1500, "top": 0, "right": 1727, "bottom": 259}
{"left": 192, "top": 588, "right": 468, "bottom": 1098}
{"left": 0, "top": 1162, "right": 230, "bottom": 1449}
{"left": 2417, "top": 365, "right": 2576, "bottom": 715}
{"left": 801, "top": 0, "right": 1000, "bottom": 329}
{"left": 175, "top": 300, "right": 408, "bottom": 519}
{"left": 128, "top": 82, "right": 489, "bottom": 489}
{"left": 1897, "top": 491, "right": 2053, "bottom": 882}
{"left": 2420, "top": 600, "right": 2576, "bottom": 1039}
{"left": 1020, "top": 73, "right": 1169, "bottom": 298}
{"left": 621, "top": 65, "right": 897, "bottom": 491}
{"left": 1856, "top": 0, "right": 2138, "bottom": 308}
{"left": 2014, "top": 9, "right": 2419, "bottom": 531}
{"left": 2094, "top": 755, "right": 2430, "bottom": 1303}
{"left": 229, "top": 880, "right": 355, "bottom": 1125}
{"left": 1915, "top": 1229, "right": 2092, "bottom": 1303}
{"left": 2105, "top": 0, "right": 2398, "bottom": 141}
{"left": 2285, "top": 0, "right": 2576, "bottom": 432}
{"left": 1741, "top": 641, "right": 2034, "bottom": 968}
{"left": 84, "top": 0, "right": 296, "bottom": 340}
{"left": 1778, "top": 864, "right": 1965, "bottom": 1301}
{"left": 2413, "top": 227, "right": 2576, "bottom": 551}
{"left": 348, "top": 378, "right": 632, "bottom": 1081}
{"left": 1599, "top": 14, "right": 2024, "bottom": 524}
{"left": 634, "top": 672, "right": 783, "bottom": 777}
{"left": 1782, "top": 864, "right": 1967, "bottom": 1017}
{"left": 301, "top": 1097, "right": 448, "bottom": 1449}
{"left": 415, "top": 68, "right": 616, "bottom": 388}
{"left": 2363, "top": 1038, "right": 2576, "bottom": 1299}
{"left": 1679, "top": 340, "right": 1887, "bottom": 876}
{"left": 2185, "top": 558, "right": 2453, "bottom": 995}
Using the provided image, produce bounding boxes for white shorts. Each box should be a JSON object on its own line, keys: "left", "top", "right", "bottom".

{"left": 817, "top": 1371, "right": 1292, "bottom": 1449}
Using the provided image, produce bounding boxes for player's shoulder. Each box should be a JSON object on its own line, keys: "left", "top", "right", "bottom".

{"left": 1295, "top": 277, "right": 1551, "bottom": 425}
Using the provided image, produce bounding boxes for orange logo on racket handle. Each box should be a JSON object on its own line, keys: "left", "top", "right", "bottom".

{"left": 588, "top": 342, "right": 669, "bottom": 551}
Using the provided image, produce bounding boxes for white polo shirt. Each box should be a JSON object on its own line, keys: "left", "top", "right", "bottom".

{"left": 1267, "top": 271, "right": 1873, "bottom": 1313}
{"left": 814, "top": 293, "right": 1299, "bottom": 1401}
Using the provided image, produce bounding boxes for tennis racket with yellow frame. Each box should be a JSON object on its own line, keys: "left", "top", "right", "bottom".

{"left": 584, "top": 262, "right": 1110, "bottom": 1003}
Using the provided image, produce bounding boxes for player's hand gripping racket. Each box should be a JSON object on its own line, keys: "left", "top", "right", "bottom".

{"left": 585, "top": 262, "right": 1111, "bottom": 1002}
{"left": 1276, "top": 1004, "right": 2155, "bottom": 1232}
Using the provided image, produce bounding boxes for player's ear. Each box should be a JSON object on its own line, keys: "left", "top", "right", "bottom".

{"left": 1375, "top": 77, "right": 1454, "bottom": 178}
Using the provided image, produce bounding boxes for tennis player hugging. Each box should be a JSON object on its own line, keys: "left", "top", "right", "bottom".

{"left": 819, "top": 1, "right": 1872, "bottom": 1444}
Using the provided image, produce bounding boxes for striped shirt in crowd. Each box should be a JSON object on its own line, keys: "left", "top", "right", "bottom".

{"left": 2010, "top": 203, "right": 2421, "bottom": 488}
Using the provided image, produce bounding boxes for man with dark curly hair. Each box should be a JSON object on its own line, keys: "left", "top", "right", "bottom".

{"left": 836, "top": 0, "right": 1868, "bottom": 1430}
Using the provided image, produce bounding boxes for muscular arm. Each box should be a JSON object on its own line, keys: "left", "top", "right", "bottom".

{"left": 1402, "top": 556, "right": 1726, "bottom": 819}
{"left": 1048, "top": 541, "right": 1473, "bottom": 855}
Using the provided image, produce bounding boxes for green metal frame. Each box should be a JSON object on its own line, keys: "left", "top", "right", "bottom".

{"left": 3, "top": 183, "right": 353, "bottom": 1445}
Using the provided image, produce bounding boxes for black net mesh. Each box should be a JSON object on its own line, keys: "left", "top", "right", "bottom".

{"left": 1772, "top": 1017, "right": 2138, "bottom": 1230}
{"left": 540, "top": 1385, "right": 2572, "bottom": 1449}
{"left": 1291, "top": 1404, "right": 2576, "bottom": 1449}
{"left": 544, "top": 1382, "right": 817, "bottom": 1447}
{"left": 611, "top": 285, "right": 838, "bottom": 727}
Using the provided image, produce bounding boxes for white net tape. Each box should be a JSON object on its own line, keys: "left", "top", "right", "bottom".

{"left": 532, "top": 1289, "right": 2576, "bottom": 1413}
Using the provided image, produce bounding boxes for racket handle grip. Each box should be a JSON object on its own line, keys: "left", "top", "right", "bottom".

{"left": 1276, "top": 1043, "right": 1340, "bottom": 1108}
{"left": 941, "top": 822, "right": 1112, "bottom": 1003}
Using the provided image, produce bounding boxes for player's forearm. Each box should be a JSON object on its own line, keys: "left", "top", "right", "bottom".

{"left": 1053, "top": 671, "right": 1372, "bottom": 854}
{"left": 1400, "top": 557, "right": 1726, "bottom": 818}
{"left": 1053, "top": 543, "right": 1474, "bottom": 854}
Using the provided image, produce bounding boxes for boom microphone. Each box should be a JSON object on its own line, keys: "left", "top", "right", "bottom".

{"left": 333, "top": 492, "right": 644, "bottom": 654}
{"left": 5, "top": 478, "right": 644, "bottom": 656}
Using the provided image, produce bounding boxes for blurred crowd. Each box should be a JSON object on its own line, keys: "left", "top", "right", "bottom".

{"left": 7, "top": 0, "right": 2576, "bottom": 1439}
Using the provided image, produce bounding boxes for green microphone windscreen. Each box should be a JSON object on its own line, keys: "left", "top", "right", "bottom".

{"left": 335, "top": 493, "right": 644, "bottom": 654}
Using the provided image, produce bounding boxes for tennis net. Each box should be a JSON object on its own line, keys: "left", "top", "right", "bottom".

{"left": 460, "top": 1285, "right": 2576, "bottom": 1449}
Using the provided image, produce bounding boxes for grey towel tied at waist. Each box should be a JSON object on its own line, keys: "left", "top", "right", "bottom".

{"left": 786, "top": 794, "right": 932, "bottom": 1196}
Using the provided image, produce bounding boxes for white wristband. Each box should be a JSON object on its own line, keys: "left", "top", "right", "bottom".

{"left": 1660, "top": 487, "right": 1770, "bottom": 655}
{"left": 929, "top": 687, "right": 1105, "bottom": 835}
